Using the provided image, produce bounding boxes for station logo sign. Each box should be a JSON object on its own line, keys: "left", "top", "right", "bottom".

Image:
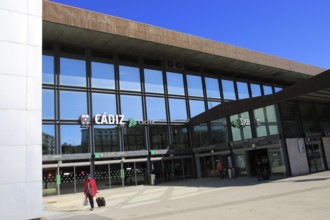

{"left": 231, "top": 118, "right": 261, "bottom": 128}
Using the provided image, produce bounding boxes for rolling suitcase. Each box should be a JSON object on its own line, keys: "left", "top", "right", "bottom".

{"left": 96, "top": 195, "right": 106, "bottom": 207}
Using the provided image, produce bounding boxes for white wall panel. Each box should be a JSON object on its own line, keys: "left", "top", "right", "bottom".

{"left": 0, "top": 41, "right": 27, "bottom": 76}
{"left": 0, "top": 183, "right": 26, "bottom": 220}
{"left": 0, "top": 110, "right": 27, "bottom": 146}
{"left": 0, "top": 10, "right": 27, "bottom": 44}
{"left": 0, "top": 146, "right": 26, "bottom": 184}
{"left": 0, "top": 75, "right": 26, "bottom": 110}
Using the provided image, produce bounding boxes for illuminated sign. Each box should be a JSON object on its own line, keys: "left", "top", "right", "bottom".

{"left": 94, "top": 114, "right": 125, "bottom": 125}
{"left": 231, "top": 118, "right": 261, "bottom": 128}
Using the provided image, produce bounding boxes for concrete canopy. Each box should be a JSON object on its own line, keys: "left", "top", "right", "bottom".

{"left": 43, "top": 0, "right": 324, "bottom": 84}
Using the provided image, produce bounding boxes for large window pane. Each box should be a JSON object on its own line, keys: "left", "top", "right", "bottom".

{"left": 250, "top": 83, "right": 261, "bottom": 97}
{"left": 266, "top": 105, "right": 277, "bottom": 122}
{"left": 94, "top": 125, "right": 119, "bottom": 152}
{"left": 274, "top": 87, "right": 282, "bottom": 93}
{"left": 119, "top": 66, "right": 141, "bottom": 91}
{"left": 193, "top": 124, "right": 209, "bottom": 148}
{"left": 254, "top": 108, "right": 266, "bottom": 123}
{"left": 61, "top": 125, "right": 88, "bottom": 154}
{"left": 121, "top": 95, "right": 143, "bottom": 120}
{"left": 42, "top": 89, "right": 54, "bottom": 119}
{"left": 146, "top": 97, "right": 166, "bottom": 121}
{"left": 144, "top": 69, "right": 164, "bottom": 93}
{"left": 42, "top": 55, "right": 54, "bottom": 84}
{"left": 256, "top": 126, "right": 267, "bottom": 137}
{"left": 123, "top": 126, "right": 145, "bottom": 151}
{"left": 42, "top": 125, "right": 55, "bottom": 155}
{"left": 92, "top": 93, "right": 116, "bottom": 116}
{"left": 222, "top": 79, "right": 236, "bottom": 100}
{"left": 187, "top": 74, "right": 203, "bottom": 97}
{"left": 205, "top": 77, "right": 220, "bottom": 98}
{"left": 60, "top": 58, "right": 86, "bottom": 86}
{"left": 172, "top": 125, "right": 188, "bottom": 149}
{"left": 91, "top": 62, "right": 115, "bottom": 89}
{"left": 230, "top": 112, "right": 252, "bottom": 141}
{"left": 150, "top": 126, "right": 169, "bottom": 149}
{"left": 169, "top": 98, "right": 187, "bottom": 121}
{"left": 167, "top": 72, "right": 184, "bottom": 95}
{"left": 263, "top": 85, "right": 273, "bottom": 95}
{"left": 189, "top": 100, "right": 205, "bottom": 117}
{"left": 60, "top": 91, "right": 87, "bottom": 119}
{"left": 237, "top": 82, "right": 249, "bottom": 99}
{"left": 210, "top": 118, "right": 227, "bottom": 145}
{"left": 208, "top": 101, "right": 221, "bottom": 110}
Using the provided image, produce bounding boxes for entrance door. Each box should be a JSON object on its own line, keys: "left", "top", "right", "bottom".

{"left": 248, "top": 149, "right": 270, "bottom": 177}
{"left": 306, "top": 144, "right": 325, "bottom": 172}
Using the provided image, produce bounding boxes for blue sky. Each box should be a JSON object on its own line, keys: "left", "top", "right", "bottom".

{"left": 52, "top": 0, "right": 330, "bottom": 69}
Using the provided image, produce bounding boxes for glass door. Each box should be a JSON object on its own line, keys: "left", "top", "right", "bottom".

{"left": 306, "top": 144, "right": 325, "bottom": 172}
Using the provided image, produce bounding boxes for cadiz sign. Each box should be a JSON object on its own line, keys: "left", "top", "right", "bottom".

{"left": 80, "top": 114, "right": 155, "bottom": 128}
{"left": 231, "top": 118, "right": 261, "bottom": 128}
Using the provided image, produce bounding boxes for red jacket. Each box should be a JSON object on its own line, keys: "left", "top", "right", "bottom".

{"left": 84, "top": 178, "right": 98, "bottom": 198}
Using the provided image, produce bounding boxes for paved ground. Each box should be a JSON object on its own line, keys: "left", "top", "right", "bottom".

{"left": 43, "top": 171, "right": 330, "bottom": 220}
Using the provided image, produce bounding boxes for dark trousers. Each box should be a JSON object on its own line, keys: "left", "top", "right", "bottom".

{"left": 87, "top": 193, "right": 94, "bottom": 209}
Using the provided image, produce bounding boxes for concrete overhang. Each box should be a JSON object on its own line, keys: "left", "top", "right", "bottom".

{"left": 43, "top": 0, "right": 325, "bottom": 83}
{"left": 189, "top": 69, "right": 330, "bottom": 126}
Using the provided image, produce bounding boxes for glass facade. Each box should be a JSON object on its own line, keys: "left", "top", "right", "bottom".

{"left": 42, "top": 48, "right": 300, "bottom": 190}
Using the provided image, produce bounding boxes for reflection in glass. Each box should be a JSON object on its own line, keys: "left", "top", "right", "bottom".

{"left": 144, "top": 69, "right": 164, "bottom": 93}
{"left": 230, "top": 112, "right": 252, "bottom": 141}
{"left": 254, "top": 108, "right": 265, "bottom": 122}
{"left": 42, "top": 125, "right": 55, "bottom": 155}
{"left": 169, "top": 98, "right": 187, "bottom": 121}
{"left": 205, "top": 77, "right": 220, "bottom": 98}
{"left": 167, "top": 72, "right": 184, "bottom": 95}
{"left": 269, "top": 125, "right": 279, "bottom": 135}
{"left": 263, "top": 85, "right": 273, "bottom": 95}
{"left": 250, "top": 83, "right": 261, "bottom": 97}
{"left": 42, "top": 55, "right": 54, "bottom": 84}
{"left": 172, "top": 125, "right": 188, "bottom": 149}
{"left": 121, "top": 95, "right": 143, "bottom": 120}
{"left": 189, "top": 100, "right": 205, "bottom": 117}
{"left": 187, "top": 75, "right": 203, "bottom": 97}
{"left": 91, "top": 62, "right": 115, "bottom": 89}
{"left": 193, "top": 124, "right": 208, "bottom": 148}
{"left": 94, "top": 125, "right": 119, "bottom": 152}
{"left": 146, "top": 97, "right": 166, "bottom": 121}
{"left": 150, "top": 126, "right": 169, "bottom": 149}
{"left": 237, "top": 82, "right": 249, "bottom": 99}
{"left": 210, "top": 118, "right": 227, "bottom": 144}
{"left": 92, "top": 93, "right": 116, "bottom": 116}
{"left": 222, "top": 79, "right": 236, "bottom": 100}
{"left": 208, "top": 101, "right": 221, "bottom": 109}
{"left": 42, "top": 89, "right": 54, "bottom": 119}
{"left": 60, "top": 91, "right": 87, "bottom": 119}
{"left": 266, "top": 105, "right": 277, "bottom": 122}
{"left": 119, "top": 65, "right": 140, "bottom": 91}
{"left": 61, "top": 125, "right": 88, "bottom": 154}
{"left": 123, "top": 126, "right": 145, "bottom": 151}
{"left": 60, "top": 58, "right": 86, "bottom": 86}
{"left": 256, "top": 126, "right": 267, "bottom": 137}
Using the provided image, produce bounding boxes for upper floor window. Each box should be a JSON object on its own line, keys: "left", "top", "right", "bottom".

{"left": 205, "top": 77, "right": 221, "bottom": 99}
{"left": 263, "top": 85, "right": 273, "bottom": 95}
{"left": 186, "top": 74, "right": 203, "bottom": 97}
{"left": 42, "top": 55, "right": 54, "bottom": 84}
{"left": 250, "top": 83, "right": 261, "bottom": 97}
{"left": 91, "top": 62, "right": 115, "bottom": 89}
{"left": 144, "top": 69, "right": 164, "bottom": 93}
{"left": 237, "top": 81, "right": 249, "bottom": 99}
{"left": 60, "top": 58, "right": 86, "bottom": 86}
{"left": 222, "top": 79, "right": 236, "bottom": 100}
{"left": 167, "top": 72, "right": 185, "bottom": 95}
{"left": 119, "top": 66, "right": 141, "bottom": 91}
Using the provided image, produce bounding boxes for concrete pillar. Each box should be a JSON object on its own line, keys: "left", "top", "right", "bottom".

{"left": 0, "top": 0, "right": 42, "bottom": 219}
